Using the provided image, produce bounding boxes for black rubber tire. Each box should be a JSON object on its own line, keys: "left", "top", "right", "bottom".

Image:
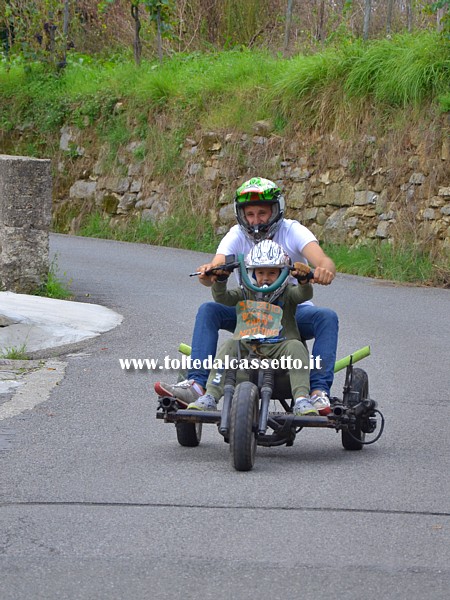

{"left": 342, "top": 368, "right": 368, "bottom": 451}
{"left": 176, "top": 422, "right": 202, "bottom": 447}
{"left": 229, "top": 381, "right": 259, "bottom": 471}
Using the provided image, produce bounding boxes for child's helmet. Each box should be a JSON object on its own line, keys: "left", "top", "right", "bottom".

{"left": 243, "top": 240, "right": 291, "bottom": 302}
{"left": 234, "top": 177, "right": 285, "bottom": 241}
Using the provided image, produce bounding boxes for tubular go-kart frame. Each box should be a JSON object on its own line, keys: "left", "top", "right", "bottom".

{"left": 157, "top": 344, "right": 385, "bottom": 471}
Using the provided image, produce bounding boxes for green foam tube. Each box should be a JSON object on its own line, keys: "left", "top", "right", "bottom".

{"left": 179, "top": 343, "right": 192, "bottom": 356}
{"left": 334, "top": 345, "right": 370, "bottom": 373}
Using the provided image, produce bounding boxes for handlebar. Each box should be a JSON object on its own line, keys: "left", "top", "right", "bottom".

{"left": 190, "top": 255, "right": 315, "bottom": 283}
{"left": 189, "top": 260, "right": 239, "bottom": 278}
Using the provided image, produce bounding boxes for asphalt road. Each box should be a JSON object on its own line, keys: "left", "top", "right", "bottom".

{"left": 1, "top": 233, "right": 449, "bottom": 600}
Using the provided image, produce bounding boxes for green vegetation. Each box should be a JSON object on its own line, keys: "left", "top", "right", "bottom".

{"left": 324, "top": 242, "right": 449, "bottom": 287}
{"left": 271, "top": 32, "right": 450, "bottom": 128}
{"left": 34, "top": 261, "right": 73, "bottom": 299}
{"left": 1, "top": 33, "right": 448, "bottom": 141}
{"left": 79, "top": 211, "right": 220, "bottom": 254}
{"left": 0, "top": 343, "right": 28, "bottom": 360}
{"left": 1, "top": 30, "right": 449, "bottom": 288}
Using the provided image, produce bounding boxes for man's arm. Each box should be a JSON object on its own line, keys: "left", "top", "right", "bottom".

{"left": 301, "top": 241, "right": 336, "bottom": 285}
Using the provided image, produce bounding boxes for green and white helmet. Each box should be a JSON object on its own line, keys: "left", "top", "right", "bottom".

{"left": 234, "top": 177, "right": 285, "bottom": 242}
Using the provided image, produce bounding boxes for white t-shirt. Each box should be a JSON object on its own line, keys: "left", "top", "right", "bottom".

{"left": 216, "top": 219, "right": 318, "bottom": 305}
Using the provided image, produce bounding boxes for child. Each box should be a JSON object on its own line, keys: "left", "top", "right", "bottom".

{"left": 188, "top": 239, "right": 321, "bottom": 416}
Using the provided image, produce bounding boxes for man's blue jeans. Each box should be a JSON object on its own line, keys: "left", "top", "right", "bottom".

{"left": 188, "top": 302, "right": 339, "bottom": 395}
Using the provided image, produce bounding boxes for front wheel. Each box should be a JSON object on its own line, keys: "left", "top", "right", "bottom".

{"left": 342, "top": 368, "right": 368, "bottom": 451}
{"left": 229, "top": 381, "right": 259, "bottom": 471}
{"left": 176, "top": 422, "right": 202, "bottom": 447}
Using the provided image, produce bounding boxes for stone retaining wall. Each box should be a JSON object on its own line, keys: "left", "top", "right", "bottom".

{"left": 55, "top": 119, "right": 450, "bottom": 252}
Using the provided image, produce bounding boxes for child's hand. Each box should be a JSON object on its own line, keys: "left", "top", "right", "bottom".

{"left": 292, "top": 262, "right": 312, "bottom": 283}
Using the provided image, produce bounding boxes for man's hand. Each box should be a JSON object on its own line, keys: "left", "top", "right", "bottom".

{"left": 196, "top": 262, "right": 230, "bottom": 287}
{"left": 301, "top": 242, "right": 336, "bottom": 286}
{"left": 310, "top": 266, "right": 334, "bottom": 285}
{"left": 197, "top": 263, "right": 217, "bottom": 287}
{"left": 196, "top": 254, "right": 229, "bottom": 287}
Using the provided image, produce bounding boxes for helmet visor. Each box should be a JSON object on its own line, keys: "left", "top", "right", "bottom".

{"left": 236, "top": 189, "right": 278, "bottom": 203}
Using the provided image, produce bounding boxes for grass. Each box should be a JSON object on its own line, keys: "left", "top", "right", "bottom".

{"left": 34, "top": 261, "right": 73, "bottom": 299}
{"left": 79, "top": 211, "right": 220, "bottom": 254}
{"left": 0, "top": 343, "right": 28, "bottom": 360}
{"left": 3, "top": 32, "right": 446, "bottom": 139}
{"left": 1, "top": 33, "right": 448, "bottom": 287}
{"left": 323, "top": 241, "right": 450, "bottom": 287}
{"left": 270, "top": 32, "right": 450, "bottom": 128}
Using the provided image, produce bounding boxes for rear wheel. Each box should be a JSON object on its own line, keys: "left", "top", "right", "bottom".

{"left": 230, "top": 381, "right": 259, "bottom": 471}
{"left": 176, "top": 422, "right": 202, "bottom": 447}
{"left": 342, "top": 368, "right": 368, "bottom": 451}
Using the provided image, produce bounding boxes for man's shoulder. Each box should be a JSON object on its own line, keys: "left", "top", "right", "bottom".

{"left": 220, "top": 224, "right": 242, "bottom": 243}
{"left": 280, "top": 218, "right": 303, "bottom": 231}
{"left": 277, "top": 219, "right": 316, "bottom": 243}
{"left": 217, "top": 225, "right": 247, "bottom": 254}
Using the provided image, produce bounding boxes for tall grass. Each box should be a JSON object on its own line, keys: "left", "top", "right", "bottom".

{"left": 1, "top": 33, "right": 447, "bottom": 137}
{"left": 79, "top": 211, "right": 220, "bottom": 254}
{"left": 345, "top": 32, "right": 450, "bottom": 106}
{"left": 323, "top": 241, "right": 449, "bottom": 287}
{"left": 270, "top": 32, "right": 450, "bottom": 126}
{"left": 1, "top": 33, "right": 448, "bottom": 286}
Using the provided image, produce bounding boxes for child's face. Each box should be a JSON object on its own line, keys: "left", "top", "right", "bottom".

{"left": 254, "top": 267, "right": 281, "bottom": 287}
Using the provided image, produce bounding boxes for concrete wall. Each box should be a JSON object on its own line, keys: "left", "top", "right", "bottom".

{"left": 0, "top": 155, "right": 52, "bottom": 293}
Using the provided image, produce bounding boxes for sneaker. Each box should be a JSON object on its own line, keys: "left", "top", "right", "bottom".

{"left": 310, "top": 390, "right": 332, "bottom": 416}
{"left": 293, "top": 397, "right": 319, "bottom": 416}
{"left": 154, "top": 379, "right": 204, "bottom": 408}
{"left": 187, "top": 394, "right": 217, "bottom": 411}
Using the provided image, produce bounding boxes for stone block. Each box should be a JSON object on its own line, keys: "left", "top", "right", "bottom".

{"left": 302, "top": 207, "right": 318, "bottom": 222}
{"left": 323, "top": 182, "right": 353, "bottom": 207}
{"left": 253, "top": 120, "right": 273, "bottom": 136}
{"left": 0, "top": 155, "right": 52, "bottom": 293}
{"left": 288, "top": 182, "right": 307, "bottom": 208}
{"left": 204, "top": 167, "right": 219, "bottom": 182}
{"left": 98, "top": 176, "right": 130, "bottom": 194}
{"left": 422, "top": 208, "right": 436, "bottom": 220}
{"left": 409, "top": 172, "right": 426, "bottom": 185}
{"left": 201, "top": 132, "right": 221, "bottom": 152}
{"left": 0, "top": 226, "right": 49, "bottom": 293}
{"left": 218, "top": 203, "right": 235, "bottom": 224}
{"left": 0, "top": 155, "right": 52, "bottom": 230}
{"left": 130, "top": 179, "right": 142, "bottom": 193}
{"left": 354, "top": 190, "right": 378, "bottom": 206}
{"left": 69, "top": 180, "right": 97, "bottom": 200}
{"left": 376, "top": 221, "right": 390, "bottom": 238}
{"left": 141, "top": 200, "right": 169, "bottom": 222}
{"left": 189, "top": 163, "right": 202, "bottom": 176}
{"left": 117, "top": 193, "right": 137, "bottom": 214}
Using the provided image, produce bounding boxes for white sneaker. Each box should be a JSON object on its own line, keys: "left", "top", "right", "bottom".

{"left": 154, "top": 379, "right": 204, "bottom": 407}
{"left": 188, "top": 394, "right": 217, "bottom": 411}
{"left": 310, "top": 391, "right": 331, "bottom": 415}
{"left": 293, "top": 397, "right": 319, "bottom": 416}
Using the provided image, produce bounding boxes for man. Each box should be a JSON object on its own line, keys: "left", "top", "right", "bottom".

{"left": 155, "top": 176, "right": 338, "bottom": 414}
